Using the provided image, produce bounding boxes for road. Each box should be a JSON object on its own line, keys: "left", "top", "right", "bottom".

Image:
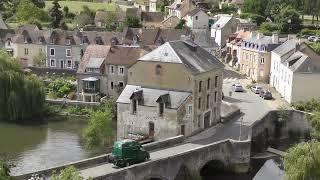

{"left": 80, "top": 143, "right": 203, "bottom": 179}
{"left": 80, "top": 67, "right": 274, "bottom": 178}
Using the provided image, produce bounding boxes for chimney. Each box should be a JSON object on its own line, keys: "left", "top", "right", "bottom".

{"left": 250, "top": 31, "right": 256, "bottom": 38}
{"left": 272, "top": 33, "right": 279, "bottom": 44}
{"left": 257, "top": 32, "right": 262, "bottom": 40}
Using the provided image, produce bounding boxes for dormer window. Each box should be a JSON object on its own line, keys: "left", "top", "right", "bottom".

{"left": 24, "top": 35, "right": 28, "bottom": 43}
{"left": 131, "top": 99, "right": 137, "bottom": 114}
{"left": 67, "top": 38, "right": 71, "bottom": 45}
{"left": 50, "top": 38, "right": 54, "bottom": 44}
{"left": 156, "top": 94, "right": 170, "bottom": 117}
{"left": 159, "top": 102, "right": 164, "bottom": 116}
{"left": 38, "top": 37, "right": 43, "bottom": 44}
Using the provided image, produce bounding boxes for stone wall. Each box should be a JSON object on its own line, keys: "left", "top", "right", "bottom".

{"left": 29, "top": 66, "right": 77, "bottom": 76}
{"left": 46, "top": 99, "right": 101, "bottom": 107}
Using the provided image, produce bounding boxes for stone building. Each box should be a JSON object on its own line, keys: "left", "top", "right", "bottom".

{"left": 117, "top": 40, "right": 224, "bottom": 141}
{"left": 239, "top": 32, "right": 280, "bottom": 82}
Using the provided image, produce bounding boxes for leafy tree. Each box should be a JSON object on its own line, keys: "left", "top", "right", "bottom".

{"left": 51, "top": 166, "right": 83, "bottom": 180}
{"left": 83, "top": 99, "right": 115, "bottom": 149}
{"left": 311, "top": 43, "right": 320, "bottom": 55}
{"left": 242, "top": 0, "right": 266, "bottom": 16}
{"left": 0, "top": 160, "right": 10, "bottom": 180}
{"left": 284, "top": 140, "right": 320, "bottom": 180}
{"left": 125, "top": 16, "right": 142, "bottom": 28}
{"left": 105, "top": 11, "right": 117, "bottom": 31}
{"left": 75, "top": 14, "right": 93, "bottom": 28}
{"left": 63, "top": 6, "right": 69, "bottom": 18}
{"left": 49, "top": 0, "right": 63, "bottom": 29}
{"left": 275, "top": 5, "right": 302, "bottom": 33}
{"left": 0, "top": 50, "right": 45, "bottom": 122}
{"left": 15, "top": 0, "right": 42, "bottom": 23}
{"left": 175, "top": 19, "right": 186, "bottom": 29}
{"left": 32, "top": 52, "right": 46, "bottom": 67}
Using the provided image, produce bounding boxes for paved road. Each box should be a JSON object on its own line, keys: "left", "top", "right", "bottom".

{"left": 80, "top": 143, "right": 203, "bottom": 179}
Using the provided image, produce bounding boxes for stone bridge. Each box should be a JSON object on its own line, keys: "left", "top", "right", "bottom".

{"left": 80, "top": 139, "right": 251, "bottom": 180}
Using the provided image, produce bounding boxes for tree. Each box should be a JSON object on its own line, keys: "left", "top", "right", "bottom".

{"left": 284, "top": 140, "right": 320, "bottom": 180}
{"left": 105, "top": 11, "right": 117, "bottom": 31}
{"left": 74, "top": 14, "right": 93, "bottom": 28}
{"left": 32, "top": 52, "right": 46, "bottom": 67}
{"left": 125, "top": 16, "right": 142, "bottom": 28}
{"left": 83, "top": 99, "right": 115, "bottom": 149}
{"left": 51, "top": 166, "right": 83, "bottom": 180}
{"left": 175, "top": 19, "right": 186, "bottom": 29}
{"left": 307, "top": 111, "right": 320, "bottom": 139}
{"left": 63, "top": 6, "right": 69, "bottom": 18}
{"left": 0, "top": 160, "right": 10, "bottom": 180}
{"left": 242, "top": 0, "right": 266, "bottom": 16}
{"left": 49, "top": 0, "right": 63, "bottom": 29}
{"left": 15, "top": 0, "right": 42, "bottom": 23}
{"left": 275, "top": 5, "right": 302, "bottom": 33}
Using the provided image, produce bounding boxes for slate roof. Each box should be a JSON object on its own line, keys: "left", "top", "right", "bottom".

{"left": 253, "top": 160, "right": 284, "bottom": 180}
{"left": 141, "top": 12, "right": 164, "bottom": 23}
{"left": 0, "top": 14, "right": 7, "bottom": 29}
{"left": 138, "top": 40, "right": 224, "bottom": 74}
{"left": 273, "top": 39, "right": 297, "bottom": 57}
{"left": 77, "top": 45, "right": 111, "bottom": 73}
{"left": 86, "top": 58, "right": 105, "bottom": 69}
{"left": 117, "top": 85, "right": 191, "bottom": 109}
{"left": 105, "top": 46, "right": 147, "bottom": 67}
{"left": 211, "top": 16, "right": 233, "bottom": 29}
{"left": 187, "top": 8, "right": 202, "bottom": 16}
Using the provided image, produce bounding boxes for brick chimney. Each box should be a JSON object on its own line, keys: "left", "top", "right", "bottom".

{"left": 272, "top": 33, "right": 279, "bottom": 44}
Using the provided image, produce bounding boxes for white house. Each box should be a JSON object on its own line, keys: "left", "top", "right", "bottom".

{"left": 166, "top": 0, "right": 192, "bottom": 19}
{"left": 184, "top": 9, "right": 209, "bottom": 29}
{"left": 270, "top": 39, "right": 320, "bottom": 103}
{"left": 211, "top": 15, "right": 237, "bottom": 47}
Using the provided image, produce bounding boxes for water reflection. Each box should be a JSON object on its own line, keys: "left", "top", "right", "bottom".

{"left": 0, "top": 120, "right": 104, "bottom": 176}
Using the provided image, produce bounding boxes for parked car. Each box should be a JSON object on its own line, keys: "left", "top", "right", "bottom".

{"left": 308, "top": 36, "right": 317, "bottom": 42}
{"left": 302, "top": 34, "right": 311, "bottom": 39}
{"left": 109, "top": 139, "right": 150, "bottom": 167}
{"left": 251, "top": 85, "right": 263, "bottom": 94}
{"left": 314, "top": 37, "right": 320, "bottom": 42}
{"left": 259, "top": 90, "right": 273, "bottom": 100}
{"left": 232, "top": 83, "right": 244, "bottom": 92}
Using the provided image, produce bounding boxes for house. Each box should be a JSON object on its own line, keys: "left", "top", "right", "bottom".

{"left": 141, "top": 12, "right": 164, "bottom": 28}
{"left": 270, "top": 39, "right": 320, "bottom": 103}
{"left": 166, "top": 0, "right": 193, "bottom": 19}
{"left": 225, "top": 30, "right": 251, "bottom": 67}
{"left": 117, "top": 40, "right": 224, "bottom": 140}
{"left": 239, "top": 32, "right": 281, "bottom": 82}
{"left": 134, "top": 0, "right": 151, "bottom": 12}
{"left": 184, "top": 8, "right": 209, "bottom": 30}
{"left": 211, "top": 15, "right": 238, "bottom": 47}
{"left": 252, "top": 159, "right": 284, "bottom": 180}
{"left": 77, "top": 45, "right": 147, "bottom": 101}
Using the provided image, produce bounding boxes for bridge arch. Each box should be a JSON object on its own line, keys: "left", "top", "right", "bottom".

{"left": 199, "top": 159, "right": 228, "bottom": 177}
{"left": 144, "top": 175, "right": 168, "bottom": 180}
{"left": 174, "top": 164, "right": 192, "bottom": 180}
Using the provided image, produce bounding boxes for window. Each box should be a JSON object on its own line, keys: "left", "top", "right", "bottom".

{"left": 260, "top": 57, "right": 265, "bottom": 64}
{"left": 67, "top": 39, "right": 71, "bottom": 45}
{"left": 198, "top": 115, "right": 201, "bottom": 127}
{"left": 67, "top": 60, "right": 72, "bottom": 68}
{"left": 110, "top": 82, "right": 114, "bottom": 90}
{"left": 118, "top": 66, "right": 124, "bottom": 75}
{"left": 195, "top": 16, "right": 198, "bottom": 20}
{"left": 214, "top": 91, "right": 217, "bottom": 102}
{"left": 110, "top": 65, "right": 114, "bottom": 74}
{"left": 206, "top": 95, "right": 210, "bottom": 109}
{"left": 159, "top": 102, "right": 164, "bottom": 117}
{"left": 198, "top": 81, "right": 202, "bottom": 92}
{"left": 118, "top": 82, "right": 124, "bottom": 89}
{"left": 66, "top": 49, "right": 71, "bottom": 57}
{"left": 215, "top": 76, "right": 218, "bottom": 87}
{"left": 260, "top": 70, "right": 264, "bottom": 77}
{"left": 50, "top": 59, "right": 56, "bottom": 67}
{"left": 50, "top": 48, "right": 55, "bottom": 56}
{"left": 187, "top": 105, "right": 192, "bottom": 115}
{"left": 198, "top": 97, "right": 201, "bottom": 110}
{"left": 207, "top": 78, "right": 210, "bottom": 90}
{"left": 24, "top": 48, "right": 28, "bottom": 55}
{"left": 131, "top": 99, "right": 137, "bottom": 114}
{"left": 155, "top": 64, "right": 162, "bottom": 75}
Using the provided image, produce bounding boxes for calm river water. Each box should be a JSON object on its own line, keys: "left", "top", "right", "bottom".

{"left": 0, "top": 120, "right": 104, "bottom": 176}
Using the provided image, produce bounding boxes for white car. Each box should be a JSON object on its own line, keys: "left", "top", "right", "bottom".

{"left": 251, "top": 85, "right": 263, "bottom": 94}
{"left": 232, "top": 83, "right": 244, "bottom": 92}
{"left": 308, "top": 36, "right": 317, "bottom": 42}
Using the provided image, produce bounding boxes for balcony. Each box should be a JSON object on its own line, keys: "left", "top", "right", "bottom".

{"left": 82, "top": 77, "right": 100, "bottom": 94}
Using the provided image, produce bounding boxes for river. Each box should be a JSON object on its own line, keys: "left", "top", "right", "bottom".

{"left": 0, "top": 120, "right": 105, "bottom": 176}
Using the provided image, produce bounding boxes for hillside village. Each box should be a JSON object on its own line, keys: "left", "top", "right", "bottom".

{"left": 1, "top": 0, "right": 320, "bottom": 179}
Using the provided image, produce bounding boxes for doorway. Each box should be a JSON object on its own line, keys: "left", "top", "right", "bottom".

{"left": 204, "top": 111, "right": 211, "bottom": 128}
{"left": 181, "top": 125, "right": 185, "bottom": 135}
{"left": 149, "top": 121, "right": 154, "bottom": 138}
{"left": 60, "top": 60, "right": 64, "bottom": 69}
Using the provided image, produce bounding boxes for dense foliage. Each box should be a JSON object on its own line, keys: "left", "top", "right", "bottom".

{"left": 125, "top": 16, "right": 142, "bottom": 28}
{"left": 49, "top": 0, "right": 65, "bottom": 29}
{"left": 51, "top": 166, "right": 83, "bottom": 180}
{"left": 0, "top": 51, "right": 45, "bottom": 123}
{"left": 292, "top": 99, "right": 320, "bottom": 112}
{"left": 284, "top": 140, "right": 320, "bottom": 180}
{"left": 0, "top": 160, "right": 10, "bottom": 180}
{"left": 47, "top": 77, "right": 76, "bottom": 99}
{"left": 83, "top": 98, "right": 116, "bottom": 149}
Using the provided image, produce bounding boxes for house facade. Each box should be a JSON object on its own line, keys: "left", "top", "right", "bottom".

{"left": 117, "top": 40, "right": 224, "bottom": 141}
{"left": 184, "top": 9, "right": 209, "bottom": 30}
{"left": 270, "top": 40, "right": 320, "bottom": 103}
{"left": 210, "top": 15, "right": 237, "bottom": 47}
{"left": 225, "top": 30, "right": 250, "bottom": 67}
{"left": 166, "top": 0, "right": 192, "bottom": 19}
{"left": 239, "top": 32, "right": 280, "bottom": 82}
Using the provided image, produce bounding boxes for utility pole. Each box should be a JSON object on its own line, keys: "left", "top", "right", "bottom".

{"left": 239, "top": 116, "right": 243, "bottom": 141}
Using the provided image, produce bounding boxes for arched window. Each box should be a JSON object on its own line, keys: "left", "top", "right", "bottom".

{"left": 155, "top": 64, "right": 162, "bottom": 75}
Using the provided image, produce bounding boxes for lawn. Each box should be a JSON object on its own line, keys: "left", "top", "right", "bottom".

{"left": 45, "top": 1, "right": 116, "bottom": 14}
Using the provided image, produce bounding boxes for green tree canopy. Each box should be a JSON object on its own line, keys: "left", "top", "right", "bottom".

{"left": 0, "top": 160, "right": 10, "bottom": 180}
{"left": 125, "top": 16, "right": 142, "bottom": 28}
{"left": 49, "top": 0, "right": 64, "bottom": 29}
{"left": 275, "top": 5, "right": 302, "bottom": 33}
{"left": 0, "top": 51, "right": 45, "bottom": 122}
{"left": 284, "top": 140, "right": 320, "bottom": 180}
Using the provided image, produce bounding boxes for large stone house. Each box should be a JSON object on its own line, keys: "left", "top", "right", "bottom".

{"left": 184, "top": 8, "right": 209, "bottom": 30}
{"left": 210, "top": 15, "right": 237, "bottom": 47}
{"left": 77, "top": 45, "right": 147, "bottom": 101}
{"left": 166, "top": 0, "right": 193, "bottom": 19}
{"left": 117, "top": 40, "right": 224, "bottom": 140}
{"left": 270, "top": 39, "right": 320, "bottom": 103}
{"left": 239, "top": 32, "right": 280, "bottom": 82}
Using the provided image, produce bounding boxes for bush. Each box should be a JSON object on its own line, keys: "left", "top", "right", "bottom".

{"left": 51, "top": 166, "right": 83, "bottom": 180}
{"left": 259, "top": 22, "right": 280, "bottom": 36}
{"left": 0, "top": 160, "right": 10, "bottom": 180}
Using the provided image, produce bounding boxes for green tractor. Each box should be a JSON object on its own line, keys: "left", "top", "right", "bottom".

{"left": 110, "top": 139, "right": 150, "bottom": 167}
